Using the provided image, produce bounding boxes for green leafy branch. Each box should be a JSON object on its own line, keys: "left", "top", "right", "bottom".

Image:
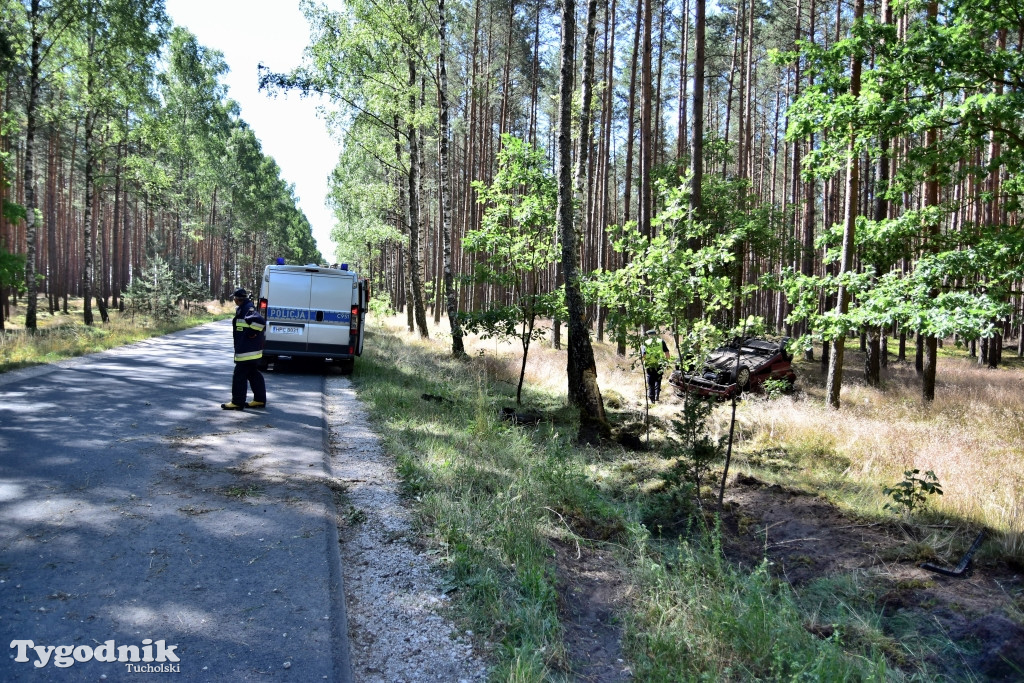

{"left": 883, "top": 469, "right": 943, "bottom": 517}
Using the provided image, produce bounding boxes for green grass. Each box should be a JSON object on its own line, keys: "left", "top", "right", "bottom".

{"left": 350, "top": 330, "right": 583, "bottom": 677}
{"left": 349, "top": 323, "right": 903, "bottom": 681}
{"left": 625, "top": 538, "right": 889, "bottom": 681}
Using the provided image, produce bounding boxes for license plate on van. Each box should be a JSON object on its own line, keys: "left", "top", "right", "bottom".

{"left": 271, "top": 324, "right": 303, "bottom": 335}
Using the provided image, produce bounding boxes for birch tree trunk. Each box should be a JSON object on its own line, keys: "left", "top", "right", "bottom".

{"left": 407, "top": 59, "right": 429, "bottom": 339}
{"left": 438, "top": 0, "right": 464, "bottom": 356}
{"left": 22, "top": 0, "right": 42, "bottom": 330}
{"left": 824, "top": 0, "right": 865, "bottom": 409}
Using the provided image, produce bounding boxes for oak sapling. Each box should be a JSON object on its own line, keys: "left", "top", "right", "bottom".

{"left": 883, "top": 469, "right": 943, "bottom": 516}
{"left": 461, "top": 135, "right": 561, "bottom": 406}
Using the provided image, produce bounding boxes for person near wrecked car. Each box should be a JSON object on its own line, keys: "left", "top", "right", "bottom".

{"left": 221, "top": 288, "right": 267, "bottom": 410}
{"left": 641, "top": 330, "right": 671, "bottom": 404}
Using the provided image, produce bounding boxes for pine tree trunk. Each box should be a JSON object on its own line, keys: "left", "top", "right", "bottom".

{"left": 639, "top": 0, "right": 653, "bottom": 238}
{"left": 653, "top": 0, "right": 667, "bottom": 170}
{"left": 921, "top": 0, "right": 940, "bottom": 402}
{"left": 691, "top": 0, "right": 705, "bottom": 216}
{"left": 611, "top": 0, "right": 644, "bottom": 355}
{"left": 865, "top": 0, "right": 892, "bottom": 386}
{"left": 922, "top": 335, "right": 937, "bottom": 400}
{"left": 99, "top": 157, "right": 110, "bottom": 312}
{"left": 82, "top": 112, "right": 95, "bottom": 327}
{"left": 47, "top": 129, "right": 59, "bottom": 315}
{"left": 624, "top": 1, "right": 641, "bottom": 226}
{"left": 579, "top": 0, "right": 601, "bottom": 344}
{"left": 721, "top": 12, "right": 740, "bottom": 177}
{"left": 865, "top": 327, "right": 881, "bottom": 386}
{"left": 676, "top": 0, "right": 689, "bottom": 161}
{"left": 800, "top": 0, "right": 818, "bottom": 359}
{"left": 111, "top": 146, "right": 122, "bottom": 308}
{"left": 528, "top": 3, "right": 541, "bottom": 145}
{"left": 576, "top": 0, "right": 599, "bottom": 227}
{"left": 558, "top": 0, "right": 610, "bottom": 441}
{"left": 915, "top": 331, "right": 924, "bottom": 373}
{"left": 602, "top": 0, "right": 622, "bottom": 353}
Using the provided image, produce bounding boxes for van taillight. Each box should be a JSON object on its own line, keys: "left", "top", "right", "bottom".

{"left": 349, "top": 305, "right": 359, "bottom": 357}
{"left": 259, "top": 298, "right": 268, "bottom": 316}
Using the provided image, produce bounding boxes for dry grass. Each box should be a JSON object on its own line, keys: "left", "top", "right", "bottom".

{"left": 381, "top": 313, "right": 1024, "bottom": 562}
{"left": 396, "top": 313, "right": 649, "bottom": 408}
{"left": 0, "top": 297, "right": 233, "bottom": 370}
{"left": 737, "top": 355, "right": 1024, "bottom": 558}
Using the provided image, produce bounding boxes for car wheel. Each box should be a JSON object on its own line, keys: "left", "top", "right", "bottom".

{"left": 734, "top": 365, "right": 751, "bottom": 390}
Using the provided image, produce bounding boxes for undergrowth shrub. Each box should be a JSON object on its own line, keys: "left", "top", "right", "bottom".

{"left": 761, "top": 377, "right": 792, "bottom": 399}
{"left": 883, "top": 469, "right": 943, "bottom": 517}
{"left": 368, "top": 290, "right": 395, "bottom": 318}
{"left": 667, "top": 392, "right": 724, "bottom": 495}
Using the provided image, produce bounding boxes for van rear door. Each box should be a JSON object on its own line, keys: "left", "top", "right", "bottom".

{"left": 307, "top": 273, "right": 352, "bottom": 356}
{"left": 265, "top": 270, "right": 312, "bottom": 353}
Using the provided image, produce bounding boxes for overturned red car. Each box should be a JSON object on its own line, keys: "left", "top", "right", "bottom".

{"left": 668, "top": 337, "right": 796, "bottom": 399}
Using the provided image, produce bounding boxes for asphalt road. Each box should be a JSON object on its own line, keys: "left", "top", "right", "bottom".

{"left": 0, "top": 320, "right": 352, "bottom": 681}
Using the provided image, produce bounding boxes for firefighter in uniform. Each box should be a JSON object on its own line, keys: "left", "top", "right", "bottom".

{"left": 221, "top": 288, "right": 267, "bottom": 410}
{"left": 641, "top": 329, "right": 671, "bottom": 404}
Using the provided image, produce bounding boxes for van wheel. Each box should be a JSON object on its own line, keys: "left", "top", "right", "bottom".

{"left": 336, "top": 358, "right": 354, "bottom": 375}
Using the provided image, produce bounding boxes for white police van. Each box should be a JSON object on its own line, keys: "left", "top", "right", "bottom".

{"left": 257, "top": 263, "right": 368, "bottom": 374}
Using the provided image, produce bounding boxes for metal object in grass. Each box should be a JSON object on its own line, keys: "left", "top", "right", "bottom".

{"left": 921, "top": 530, "right": 986, "bottom": 578}
{"left": 718, "top": 327, "right": 748, "bottom": 511}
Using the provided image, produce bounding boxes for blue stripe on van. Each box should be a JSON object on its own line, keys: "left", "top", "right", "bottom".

{"left": 267, "top": 307, "right": 351, "bottom": 324}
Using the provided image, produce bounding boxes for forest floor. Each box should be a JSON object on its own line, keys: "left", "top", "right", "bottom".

{"left": 756, "top": 355, "right": 1022, "bottom": 679}
{"left": 548, "top": 466, "right": 1024, "bottom": 681}
{"left": 484, "top": 329, "right": 1024, "bottom": 681}
{"left": 546, "top": 467, "right": 1024, "bottom": 682}
{"left": 720, "top": 476, "right": 1024, "bottom": 680}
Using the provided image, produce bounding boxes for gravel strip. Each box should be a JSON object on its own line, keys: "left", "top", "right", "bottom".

{"left": 325, "top": 376, "right": 489, "bottom": 682}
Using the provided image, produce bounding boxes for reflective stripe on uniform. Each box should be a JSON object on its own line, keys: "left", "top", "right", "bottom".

{"left": 235, "top": 350, "right": 263, "bottom": 362}
{"left": 248, "top": 321, "right": 265, "bottom": 331}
